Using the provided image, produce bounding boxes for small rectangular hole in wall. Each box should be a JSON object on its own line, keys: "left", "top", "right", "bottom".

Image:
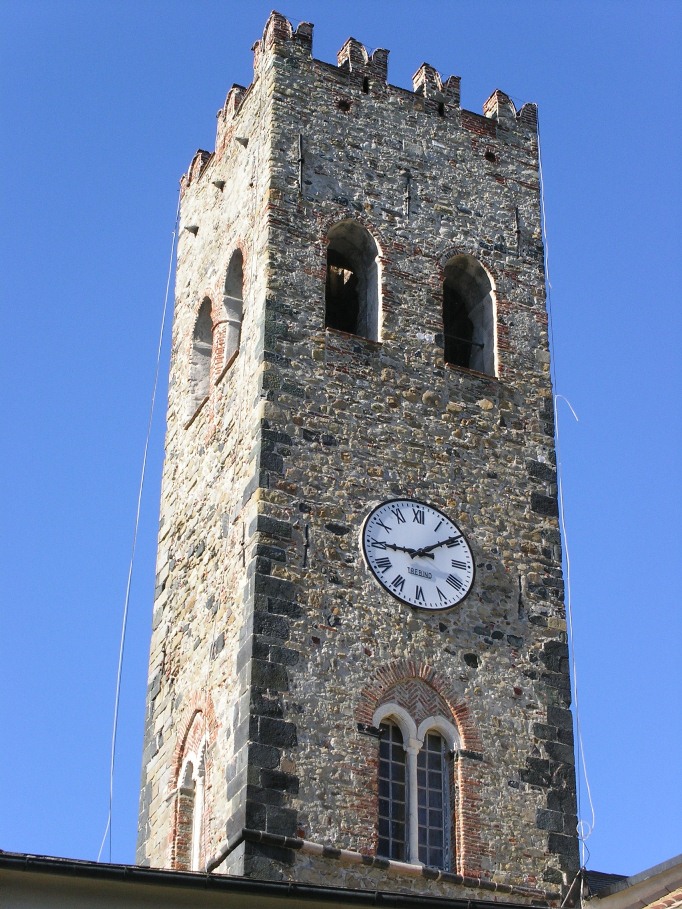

{"left": 362, "top": 77, "right": 370, "bottom": 94}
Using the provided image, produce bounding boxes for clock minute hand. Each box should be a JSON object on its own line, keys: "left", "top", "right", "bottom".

{"left": 414, "top": 534, "right": 462, "bottom": 557}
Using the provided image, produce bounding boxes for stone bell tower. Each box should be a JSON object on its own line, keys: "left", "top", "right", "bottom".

{"left": 137, "top": 12, "right": 579, "bottom": 903}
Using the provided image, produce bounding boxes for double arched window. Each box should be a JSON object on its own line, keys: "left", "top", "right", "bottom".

{"left": 374, "top": 703, "right": 459, "bottom": 869}
{"left": 185, "top": 249, "right": 245, "bottom": 424}
{"left": 442, "top": 255, "right": 496, "bottom": 376}
{"left": 325, "top": 220, "right": 381, "bottom": 341}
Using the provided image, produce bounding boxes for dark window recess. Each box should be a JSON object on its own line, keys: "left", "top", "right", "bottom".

{"left": 362, "top": 76, "right": 370, "bottom": 94}
{"left": 443, "top": 285, "right": 475, "bottom": 368}
{"left": 378, "top": 722, "right": 407, "bottom": 861}
{"left": 325, "top": 249, "right": 359, "bottom": 334}
{"left": 324, "top": 220, "right": 380, "bottom": 341}
{"left": 442, "top": 255, "right": 495, "bottom": 375}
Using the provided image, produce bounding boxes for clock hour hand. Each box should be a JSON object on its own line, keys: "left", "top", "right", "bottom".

{"left": 384, "top": 542, "right": 418, "bottom": 556}
{"left": 382, "top": 542, "right": 435, "bottom": 560}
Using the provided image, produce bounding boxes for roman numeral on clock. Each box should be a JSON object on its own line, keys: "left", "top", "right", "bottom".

{"left": 375, "top": 519, "right": 392, "bottom": 533}
{"left": 374, "top": 557, "right": 392, "bottom": 573}
{"left": 371, "top": 538, "right": 388, "bottom": 549}
{"left": 415, "top": 585, "right": 425, "bottom": 603}
{"left": 446, "top": 536, "right": 462, "bottom": 548}
{"left": 412, "top": 507, "right": 425, "bottom": 524}
{"left": 451, "top": 559, "right": 467, "bottom": 570}
{"left": 390, "top": 574, "right": 406, "bottom": 593}
{"left": 391, "top": 507, "right": 406, "bottom": 524}
{"left": 447, "top": 574, "right": 464, "bottom": 591}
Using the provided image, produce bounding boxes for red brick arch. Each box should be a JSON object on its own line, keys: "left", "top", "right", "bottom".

{"left": 356, "top": 659, "right": 482, "bottom": 752}
{"left": 168, "top": 693, "right": 219, "bottom": 871}
{"left": 356, "top": 660, "right": 487, "bottom": 876}
{"left": 169, "top": 692, "right": 218, "bottom": 787}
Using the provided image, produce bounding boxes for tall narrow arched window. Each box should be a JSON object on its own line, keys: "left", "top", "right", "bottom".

{"left": 222, "top": 250, "right": 243, "bottom": 370}
{"left": 325, "top": 221, "right": 380, "bottom": 341}
{"left": 190, "top": 746, "right": 206, "bottom": 871}
{"left": 378, "top": 721, "right": 407, "bottom": 861}
{"left": 442, "top": 255, "right": 495, "bottom": 375}
{"left": 188, "top": 298, "right": 213, "bottom": 416}
{"left": 174, "top": 760, "right": 196, "bottom": 871}
{"left": 417, "top": 731, "right": 452, "bottom": 869}
{"left": 174, "top": 740, "right": 207, "bottom": 871}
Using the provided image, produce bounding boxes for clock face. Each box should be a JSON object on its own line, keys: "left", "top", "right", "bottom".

{"left": 361, "top": 499, "right": 475, "bottom": 610}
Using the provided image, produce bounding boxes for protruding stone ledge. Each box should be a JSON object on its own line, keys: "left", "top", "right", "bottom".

{"left": 240, "top": 828, "right": 561, "bottom": 903}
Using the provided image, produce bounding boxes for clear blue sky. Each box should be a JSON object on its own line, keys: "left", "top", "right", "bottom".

{"left": 1, "top": 0, "right": 680, "bottom": 879}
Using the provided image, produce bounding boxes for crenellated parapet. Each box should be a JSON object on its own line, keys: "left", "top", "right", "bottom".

{"left": 337, "top": 38, "right": 389, "bottom": 86}
{"left": 413, "top": 64, "right": 461, "bottom": 107}
{"left": 183, "top": 11, "right": 539, "bottom": 190}
{"left": 482, "top": 90, "right": 538, "bottom": 130}
{"left": 252, "top": 10, "right": 313, "bottom": 71}
{"left": 220, "top": 84, "right": 247, "bottom": 122}
{"left": 246, "top": 11, "right": 534, "bottom": 131}
{"left": 180, "top": 149, "right": 212, "bottom": 196}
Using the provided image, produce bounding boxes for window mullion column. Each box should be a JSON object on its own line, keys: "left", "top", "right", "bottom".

{"left": 405, "top": 739, "right": 422, "bottom": 864}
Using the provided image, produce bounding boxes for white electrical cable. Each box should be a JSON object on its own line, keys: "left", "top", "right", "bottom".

{"left": 97, "top": 192, "right": 181, "bottom": 863}
{"left": 537, "top": 114, "right": 596, "bottom": 868}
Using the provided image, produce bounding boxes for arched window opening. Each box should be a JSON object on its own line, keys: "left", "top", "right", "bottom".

{"left": 174, "top": 749, "right": 207, "bottom": 871}
{"left": 174, "top": 760, "right": 196, "bottom": 871}
{"left": 374, "top": 703, "right": 460, "bottom": 870}
{"left": 417, "top": 731, "right": 452, "bottom": 869}
{"left": 378, "top": 721, "right": 407, "bottom": 861}
{"left": 173, "top": 712, "right": 208, "bottom": 872}
{"left": 188, "top": 298, "right": 213, "bottom": 415}
{"left": 442, "top": 255, "right": 495, "bottom": 375}
{"left": 325, "top": 221, "right": 380, "bottom": 341}
{"left": 222, "top": 250, "right": 243, "bottom": 371}
{"left": 190, "top": 746, "right": 206, "bottom": 872}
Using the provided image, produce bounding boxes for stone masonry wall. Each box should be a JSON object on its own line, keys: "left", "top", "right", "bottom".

{"left": 136, "top": 57, "right": 276, "bottom": 868}
{"left": 138, "top": 11, "right": 579, "bottom": 902}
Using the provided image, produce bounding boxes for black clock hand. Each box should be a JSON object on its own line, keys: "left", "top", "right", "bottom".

{"left": 414, "top": 534, "right": 462, "bottom": 557}
{"left": 384, "top": 542, "right": 418, "bottom": 556}
{"left": 383, "top": 542, "right": 435, "bottom": 560}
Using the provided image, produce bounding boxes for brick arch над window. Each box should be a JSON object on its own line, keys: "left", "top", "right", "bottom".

{"left": 172, "top": 711, "right": 208, "bottom": 871}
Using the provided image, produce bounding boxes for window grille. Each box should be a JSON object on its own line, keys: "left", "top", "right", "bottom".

{"left": 417, "top": 732, "right": 451, "bottom": 868}
{"left": 378, "top": 721, "right": 407, "bottom": 861}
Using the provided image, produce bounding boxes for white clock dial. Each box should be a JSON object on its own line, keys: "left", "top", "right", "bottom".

{"left": 361, "top": 499, "right": 475, "bottom": 610}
